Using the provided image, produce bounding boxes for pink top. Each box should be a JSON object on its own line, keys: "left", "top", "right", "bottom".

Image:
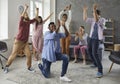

{"left": 32, "top": 23, "right": 43, "bottom": 53}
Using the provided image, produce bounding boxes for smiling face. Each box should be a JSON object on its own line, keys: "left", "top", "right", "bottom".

{"left": 79, "top": 26, "right": 85, "bottom": 35}
{"left": 38, "top": 16, "right": 43, "bottom": 23}
{"left": 62, "top": 14, "right": 68, "bottom": 22}
{"left": 53, "top": 25, "right": 56, "bottom": 31}
{"left": 48, "top": 22, "right": 56, "bottom": 32}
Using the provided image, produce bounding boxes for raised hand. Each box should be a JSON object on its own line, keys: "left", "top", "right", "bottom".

{"left": 83, "top": 5, "right": 88, "bottom": 11}
{"left": 25, "top": 4, "right": 29, "bottom": 9}
{"left": 64, "top": 6, "right": 68, "bottom": 11}
{"left": 68, "top": 4, "right": 72, "bottom": 10}
{"left": 93, "top": 3, "right": 98, "bottom": 10}
{"left": 75, "top": 32, "right": 79, "bottom": 36}
{"left": 21, "top": 4, "right": 28, "bottom": 17}
{"left": 35, "top": 8, "right": 39, "bottom": 21}
{"left": 43, "top": 12, "right": 54, "bottom": 23}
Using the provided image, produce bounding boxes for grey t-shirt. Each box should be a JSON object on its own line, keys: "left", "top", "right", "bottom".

{"left": 78, "top": 33, "right": 88, "bottom": 46}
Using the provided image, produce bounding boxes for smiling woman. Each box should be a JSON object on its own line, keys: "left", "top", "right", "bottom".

{"left": 0, "top": 0, "right": 8, "bottom": 40}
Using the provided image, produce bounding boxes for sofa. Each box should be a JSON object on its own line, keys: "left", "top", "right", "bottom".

{"left": 69, "top": 34, "right": 91, "bottom": 60}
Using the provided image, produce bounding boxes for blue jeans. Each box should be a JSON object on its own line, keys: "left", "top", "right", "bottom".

{"left": 40, "top": 52, "right": 69, "bottom": 77}
{"left": 88, "top": 38, "right": 103, "bottom": 73}
{"left": 55, "top": 52, "right": 69, "bottom": 77}
{"left": 40, "top": 58, "right": 52, "bottom": 78}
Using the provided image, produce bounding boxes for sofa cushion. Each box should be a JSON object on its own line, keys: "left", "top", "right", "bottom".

{"left": 70, "top": 34, "right": 79, "bottom": 45}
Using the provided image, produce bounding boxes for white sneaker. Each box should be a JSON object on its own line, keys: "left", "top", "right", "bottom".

{"left": 28, "top": 67, "right": 36, "bottom": 72}
{"left": 60, "top": 76, "right": 72, "bottom": 82}
{"left": 37, "top": 61, "right": 41, "bottom": 65}
{"left": 4, "top": 67, "right": 9, "bottom": 73}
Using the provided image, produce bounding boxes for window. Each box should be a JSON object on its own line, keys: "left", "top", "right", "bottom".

{"left": 43, "top": 0, "right": 50, "bottom": 33}
{"left": 0, "top": 0, "right": 8, "bottom": 40}
{"left": 30, "top": 0, "right": 43, "bottom": 19}
{"left": 30, "top": 0, "right": 43, "bottom": 35}
{"left": 30, "top": 0, "right": 50, "bottom": 35}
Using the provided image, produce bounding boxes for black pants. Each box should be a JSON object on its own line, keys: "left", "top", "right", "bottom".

{"left": 88, "top": 38, "right": 103, "bottom": 73}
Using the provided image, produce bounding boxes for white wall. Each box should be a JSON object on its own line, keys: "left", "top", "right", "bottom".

{"left": 0, "top": 0, "right": 8, "bottom": 39}
{"left": 50, "top": 0, "right": 56, "bottom": 22}
{"left": 8, "top": 0, "right": 30, "bottom": 39}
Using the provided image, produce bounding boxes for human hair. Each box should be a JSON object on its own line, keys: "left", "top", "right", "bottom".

{"left": 96, "top": 9, "right": 101, "bottom": 15}
{"left": 62, "top": 14, "right": 68, "bottom": 19}
{"left": 35, "top": 16, "right": 43, "bottom": 29}
{"left": 80, "top": 26, "right": 85, "bottom": 30}
{"left": 38, "top": 16, "right": 43, "bottom": 23}
{"left": 48, "top": 22, "right": 55, "bottom": 28}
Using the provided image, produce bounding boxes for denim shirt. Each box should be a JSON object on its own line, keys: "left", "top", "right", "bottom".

{"left": 54, "top": 33, "right": 66, "bottom": 53}
{"left": 42, "top": 31, "right": 56, "bottom": 62}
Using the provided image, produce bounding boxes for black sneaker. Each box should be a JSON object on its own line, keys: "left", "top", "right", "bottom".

{"left": 28, "top": 67, "right": 36, "bottom": 72}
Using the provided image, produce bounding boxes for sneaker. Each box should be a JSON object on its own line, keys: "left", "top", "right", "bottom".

{"left": 38, "top": 63, "right": 49, "bottom": 78}
{"left": 96, "top": 72, "right": 103, "bottom": 78}
{"left": 28, "top": 67, "right": 36, "bottom": 72}
{"left": 37, "top": 61, "right": 41, "bottom": 65}
{"left": 60, "top": 76, "right": 72, "bottom": 82}
{"left": 4, "top": 67, "right": 9, "bottom": 73}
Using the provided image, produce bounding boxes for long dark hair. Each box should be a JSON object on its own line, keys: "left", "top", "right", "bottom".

{"left": 35, "top": 16, "right": 43, "bottom": 30}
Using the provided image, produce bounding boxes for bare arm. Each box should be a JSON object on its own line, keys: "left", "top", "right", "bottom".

{"left": 55, "top": 20, "right": 60, "bottom": 33}
{"left": 58, "top": 5, "right": 68, "bottom": 20}
{"left": 93, "top": 4, "right": 99, "bottom": 22}
{"left": 83, "top": 5, "right": 88, "bottom": 21}
{"left": 79, "top": 32, "right": 83, "bottom": 40}
{"left": 75, "top": 36, "right": 79, "bottom": 41}
{"left": 43, "top": 12, "right": 53, "bottom": 23}
{"left": 21, "top": 4, "right": 28, "bottom": 17}
{"left": 66, "top": 4, "right": 72, "bottom": 23}
{"left": 56, "top": 20, "right": 69, "bottom": 37}
{"left": 35, "top": 8, "right": 39, "bottom": 18}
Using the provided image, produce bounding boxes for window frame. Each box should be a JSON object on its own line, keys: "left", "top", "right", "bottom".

{"left": 0, "top": 0, "right": 8, "bottom": 40}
